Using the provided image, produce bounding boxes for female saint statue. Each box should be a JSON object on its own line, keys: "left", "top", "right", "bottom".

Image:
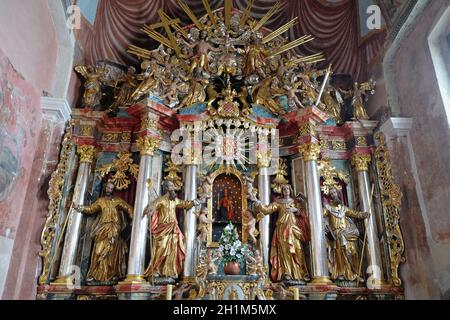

{"left": 255, "top": 184, "right": 310, "bottom": 282}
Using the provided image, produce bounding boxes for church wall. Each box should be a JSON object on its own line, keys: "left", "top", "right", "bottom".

{"left": 368, "top": 0, "right": 450, "bottom": 299}
{"left": 0, "top": 47, "right": 42, "bottom": 299}
{"left": 0, "top": 1, "right": 73, "bottom": 299}
{"left": 0, "top": 0, "right": 58, "bottom": 96}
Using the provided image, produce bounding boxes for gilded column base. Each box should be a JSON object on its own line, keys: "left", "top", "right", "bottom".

{"left": 309, "top": 276, "right": 334, "bottom": 286}
{"left": 120, "top": 274, "right": 148, "bottom": 284}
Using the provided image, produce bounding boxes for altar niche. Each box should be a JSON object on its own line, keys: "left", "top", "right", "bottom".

{"left": 206, "top": 166, "right": 248, "bottom": 247}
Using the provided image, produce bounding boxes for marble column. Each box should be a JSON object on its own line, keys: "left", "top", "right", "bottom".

{"left": 182, "top": 164, "right": 197, "bottom": 280}
{"left": 257, "top": 151, "right": 271, "bottom": 269}
{"left": 299, "top": 143, "right": 332, "bottom": 285}
{"left": 124, "top": 136, "right": 160, "bottom": 283}
{"left": 351, "top": 153, "right": 386, "bottom": 288}
{"left": 53, "top": 145, "right": 96, "bottom": 285}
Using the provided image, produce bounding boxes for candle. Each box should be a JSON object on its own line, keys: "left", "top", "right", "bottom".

{"left": 166, "top": 284, "right": 173, "bottom": 300}
{"left": 293, "top": 287, "right": 300, "bottom": 300}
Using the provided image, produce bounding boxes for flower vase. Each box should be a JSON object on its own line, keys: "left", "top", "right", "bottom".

{"left": 224, "top": 261, "right": 240, "bottom": 275}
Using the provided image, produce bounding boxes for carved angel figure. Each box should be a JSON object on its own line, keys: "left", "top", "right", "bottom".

{"left": 109, "top": 66, "right": 138, "bottom": 112}
{"left": 244, "top": 173, "right": 259, "bottom": 202}
{"left": 197, "top": 172, "right": 214, "bottom": 203}
{"left": 75, "top": 65, "right": 106, "bottom": 108}
{"left": 283, "top": 75, "right": 305, "bottom": 110}
{"left": 131, "top": 60, "right": 165, "bottom": 102}
{"left": 196, "top": 206, "right": 214, "bottom": 243}
{"left": 246, "top": 249, "right": 266, "bottom": 284}
{"left": 342, "top": 80, "right": 376, "bottom": 121}
{"left": 243, "top": 210, "right": 258, "bottom": 245}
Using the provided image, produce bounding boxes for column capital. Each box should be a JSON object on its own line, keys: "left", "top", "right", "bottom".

{"left": 77, "top": 145, "right": 96, "bottom": 163}
{"left": 136, "top": 136, "right": 161, "bottom": 156}
{"left": 351, "top": 153, "right": 372, "bottom": 172}
{"left": 299, "top": 143, "right": 321, "bottom": 161}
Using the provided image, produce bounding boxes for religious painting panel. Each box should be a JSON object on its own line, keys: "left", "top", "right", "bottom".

{"left": 207, "top": 167, "right": 247, "bottom": 247}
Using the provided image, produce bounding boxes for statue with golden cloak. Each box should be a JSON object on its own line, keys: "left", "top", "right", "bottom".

{"left": 144, "top": 180, "right": 198, "bottom": 279}
{"left": 255, "top": 184, "right": 310, "bottom": 282}
{"left": 74, "top": 181, "right": 133, "bottom": 282}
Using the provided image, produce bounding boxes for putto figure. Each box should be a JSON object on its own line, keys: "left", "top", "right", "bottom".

{"left": 74, "top": 181, "right": 133, "bottom": 283}
{"left": 144, "top": 180, "right": 199, "bottom": 279}
{"left": 196, "top": 206, "right": 214, "bottom": 244}
{"left": 323, "top": 187, "right": 369, "bottom": 282}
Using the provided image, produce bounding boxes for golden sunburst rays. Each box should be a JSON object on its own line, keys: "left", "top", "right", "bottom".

{"left": 287, "top": 52, "right": 327, "bottom": 66}
{"left": 262, "top": 18, "right": 298, "bottom": 44}
{"left": 224, "top": 0, "right": 233, "bottom": 30}
{"left": 202, "top": 0, "right": 217, "bottom": 27}
{"left": 177, "top": 0, "right": 203, "bottom": 29}
{"left": 128, "top": 1, "right": 326, "bottom": 67}
{"left": 203, "top": 127, "right": 252, "bottom": 172}
{"left": 251, "top": 0, "right": 282, "bottom": 32}
{"left": 269, "top": 34, "right": 315, "bottom": 57}
{"left": 158, "top": 10, "right": 188, "bottom": 38}
{"left": 129, "top": 10, "right": 186, "bottom": 59}
{"left": 240, "top": 0, "right": 255, "bottom": 27}
{"left": 127, "top": 45, "right": 152, "bottom": 60}
{"left": 156, "top": 9, "right": 182, "bottom": 56}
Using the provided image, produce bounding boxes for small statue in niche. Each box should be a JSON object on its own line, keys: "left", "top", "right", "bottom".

{"left": 217, "top": 188, "right": 234, "bottom": 222}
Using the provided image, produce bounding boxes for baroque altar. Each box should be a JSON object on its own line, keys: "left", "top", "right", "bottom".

{"left": 37, "top": 2, "right": 405, "bottom": 301}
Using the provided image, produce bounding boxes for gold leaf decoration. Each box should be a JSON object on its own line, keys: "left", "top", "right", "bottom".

{"left": 96, "top": 152, "right": 139, "bottom": 190}
{"left": 39, "top": 122, "right": 74, "bottom": 284}
{"left": 164, "top": 159, "right": 183, "bottom": 191}
{"left": 374, "top": 132, "right": 405, "bottom": 287}
{"left": 271, "top": 158, "right": 289, "bottom": 194}
{"left": 317, "top": 160, "right": 349, "bottom": 195}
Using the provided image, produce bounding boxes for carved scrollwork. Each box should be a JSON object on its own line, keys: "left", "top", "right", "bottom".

{"left": 38, "top": 122, "right": 74, "bottom": 284}
{"left": 374, "top": 132, "right": 405, "bottom": 287}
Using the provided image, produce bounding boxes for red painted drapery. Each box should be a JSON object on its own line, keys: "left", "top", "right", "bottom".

{"left": 83, "top": 0, "right": 386, "bottom": 81}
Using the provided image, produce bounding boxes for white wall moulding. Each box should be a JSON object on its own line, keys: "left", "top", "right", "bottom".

{"left": 40, "top": 97, "right": 72, "bottom": 123}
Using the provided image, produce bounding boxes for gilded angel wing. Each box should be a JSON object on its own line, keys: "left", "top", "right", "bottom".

{"left": 74, "top": 65, "right": 89, "bottom": 79}
{"left": 360, "top": 79, "right": 376, "bottom": 92}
